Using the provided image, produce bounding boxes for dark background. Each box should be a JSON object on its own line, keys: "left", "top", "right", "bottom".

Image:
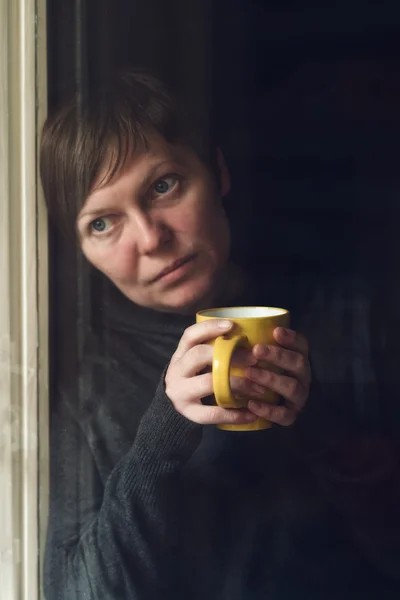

{"left": 46, "top": 0, "right": 400, "bottom": 424}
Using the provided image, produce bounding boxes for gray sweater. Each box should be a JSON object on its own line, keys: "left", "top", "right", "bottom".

{"left": 44, "top": 273, "right": 400, "bottom": 599}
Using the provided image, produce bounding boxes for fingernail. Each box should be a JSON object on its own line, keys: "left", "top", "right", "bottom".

{"left": 247, "top": 366, "right": 259, "bottom": 378}
{"left": 257, "top": 345, "right": 269, "bottom": 358}
{"left": 248, "top": 400, "right": 263, "bottom": 410}
{"left": 218, "top": 320, "right": 232, "bottom": 329}
{"left": 244, "top": 413, "right": 258, "bottom": 422}
{"left": 251, "top": 383, "right": 265, "bottom": 395}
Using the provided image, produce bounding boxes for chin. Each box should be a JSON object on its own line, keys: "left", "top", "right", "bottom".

{"left": 155, "top": 275, "right": 217, "bottom": 314}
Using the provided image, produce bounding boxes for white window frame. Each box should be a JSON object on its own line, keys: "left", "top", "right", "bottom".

{"left": 0, "top": 1, "right": 48, "bottom": 599}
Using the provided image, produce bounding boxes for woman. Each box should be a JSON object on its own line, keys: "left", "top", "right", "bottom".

{"left": 40, "top": 71, "right": 400, "bottom": 599}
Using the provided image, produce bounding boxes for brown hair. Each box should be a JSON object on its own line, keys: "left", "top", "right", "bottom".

{"left": 40, "top": 70, "right": 217, "bottom": 239}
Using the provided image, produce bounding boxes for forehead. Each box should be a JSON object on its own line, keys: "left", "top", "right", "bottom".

{"left": 78, "top": 136, "right": 201, "bottom": 219}
{"left": 93, "top": 135, "right": 185, "bottom": 188}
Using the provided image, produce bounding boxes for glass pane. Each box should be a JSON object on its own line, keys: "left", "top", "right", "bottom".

{"left": 42, "top": 1, "right": 400, "bottom": 598}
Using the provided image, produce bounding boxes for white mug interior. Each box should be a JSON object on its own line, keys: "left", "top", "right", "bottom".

{"left": 199, "top": 306, "right": 286, "bottom": 319}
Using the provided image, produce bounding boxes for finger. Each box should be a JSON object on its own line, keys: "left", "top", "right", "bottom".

{"left": 174, "top": 319, "right": 233, "bottom": 359}
{"left": 177, "top": 343, "right": 256, "bottom": 381}
{"left": 252, "top": 344, "right": 311, "bottom": 384}
{"left": 182, "top": 372, "right": 214, "bottom": 402}
{"left": 179, "top": 344, "right": 214, "bottom": 377}
{"left": 247, "top": 400, "right": 298, "bottom": 427}
{"left": 166, "top": 372, "right": 214, "bottom": 407}
{"left": 230, "top": 375, "right": 265, "bottom": 399}
{"left": 246, "top": 367, "right": 308, "bottom": 410}
{"left": 272, "top": 328, "right": 309, "bottom": 355}
{"left": 182, "top": 372, "right": 265, "bottom": 405}
{"left": 231, "top": 347, "right": 257, "bottom": 368}
{"left": 185, "top": 404, "right": 259, "bottom": 426}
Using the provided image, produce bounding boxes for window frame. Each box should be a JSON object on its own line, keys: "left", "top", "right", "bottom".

{"left": 0, "top": 0, "right": 48, "bottom": 598}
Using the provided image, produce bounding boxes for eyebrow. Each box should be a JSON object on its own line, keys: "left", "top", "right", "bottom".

{"left": 78, "top": 158, "right": 184, "bottom": 221}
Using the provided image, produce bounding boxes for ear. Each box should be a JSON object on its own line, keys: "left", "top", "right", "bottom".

{"left": 216, "top": 148, "right": 231, "bottom": 197}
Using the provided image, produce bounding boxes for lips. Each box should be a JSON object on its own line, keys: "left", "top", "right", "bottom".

{"left": 149, "top": 254, "right": 196, "bottom": 283}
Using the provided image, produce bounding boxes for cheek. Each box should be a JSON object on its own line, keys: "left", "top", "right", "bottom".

{"left": 170, "top": 198, "right": 230, "bottom": 250}
{"left": 82, "top": 242, "right": 138, "bottom": 283}
{"left": 194, "top": 204, "right": 231, "bottom": 258}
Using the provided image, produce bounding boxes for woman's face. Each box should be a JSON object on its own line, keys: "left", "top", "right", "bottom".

{"left": 76, "top": 136, "right": 231, "bottom": 313}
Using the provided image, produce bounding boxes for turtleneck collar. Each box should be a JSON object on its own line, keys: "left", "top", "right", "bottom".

{"left": 88, "top": 258, "right": 294, "bottom": 337}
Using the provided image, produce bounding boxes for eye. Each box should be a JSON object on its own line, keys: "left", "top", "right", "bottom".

{"left": 153, "top": 176, "right": 178, "bottom": 195}
{"left": 89, "top": 216, "right": 114, "bottom": 234}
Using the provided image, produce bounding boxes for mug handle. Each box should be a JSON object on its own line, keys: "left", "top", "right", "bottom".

{"left": 212, "top": 334, "right": 248, "bottom": 409}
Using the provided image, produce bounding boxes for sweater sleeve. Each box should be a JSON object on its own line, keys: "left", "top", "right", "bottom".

{"left": 44, "top": 376, "right": 202, "bottom": 600}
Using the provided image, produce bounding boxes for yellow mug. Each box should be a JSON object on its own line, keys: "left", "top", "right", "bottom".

{"left": 196, "top": 306, "right": 290, "bottom": 432}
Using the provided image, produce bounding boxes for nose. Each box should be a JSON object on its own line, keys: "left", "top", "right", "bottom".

{"left": 131, "top": 210, "right": 171, "bottom": 255}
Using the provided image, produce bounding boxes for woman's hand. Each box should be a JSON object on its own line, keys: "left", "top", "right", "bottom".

{"left": 246, "top": 327, "right": 311, "bottom": 426}
{"left": 165, "top": 320, "right": 265, "bottom": 426}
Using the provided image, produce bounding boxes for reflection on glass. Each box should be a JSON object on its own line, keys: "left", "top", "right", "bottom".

{"left": 41, "top": 2, "right": 400, "bottom": 598}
